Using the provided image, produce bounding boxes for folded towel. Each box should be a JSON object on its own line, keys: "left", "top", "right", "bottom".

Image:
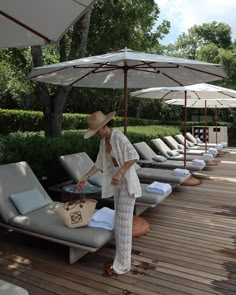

{"left": 192, "top": 159, "right": 205, "bottom": 166}
{"left": 146, "top": 181, "right": 172, "bottom": 195}
{"left": 173, "top": 168, "right": 190, "bottom": 176}
{"left": 216, "top": 143, "right": 224, "bottom": 150}
{"left": 207, "top": 148, "right": 217, "bottom": 156}
{"left": 152, "top": 155, "right": 167, "bottom": 162}
{"left": 221, "top": 142, "right": 227, "bottom": 148}
{"left": 208, "top": 147, "right": 217, "bottom": 152}
{"left": 88, "top": 207, "right": 115, "bottom": 230}
{"left": 203, "top": 153, "right": 214, "bottom": 159}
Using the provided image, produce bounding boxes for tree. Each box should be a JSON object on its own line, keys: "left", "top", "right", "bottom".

{"left": 173, "top": 21, "right": 233, "bottom": 60}
{"left": 87, "top": 0, "right": 170, "bottom": 54}
{"left": 31, "top": 0, "right": 170, "bottom": 136}
{"left": 31, "top": 8, "right": 93, "bottom": 137}
{"left": 0, "top": 0, "right": 170, "bottom": 132}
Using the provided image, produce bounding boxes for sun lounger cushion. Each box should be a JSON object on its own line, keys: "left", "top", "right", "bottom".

{"left": 167, "top": 150, "right": 180, "bottom": 157}
{"left": 151, "top": 138, "right": 214, "bottom": 163}
{"left": 9, "top": 202, "right": 113, "bottom": 249}
{"left": 60, "top": 152, "right": 173, "bottom": 205}
{"left": 134, "top": 141, "right": 205, "bottom": 171}
{"left": 10, "top": 188, "right": 49, "bottom": 214}
{"left": 0, "top": 162, "right": 52, "bottom": 223}
{"left": 137, "top": 167, "right": 190, "bottom": 184}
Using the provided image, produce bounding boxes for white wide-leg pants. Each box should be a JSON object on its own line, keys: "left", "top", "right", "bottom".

{"left": 112, "top": 177, "right": 135, "bottom": 274}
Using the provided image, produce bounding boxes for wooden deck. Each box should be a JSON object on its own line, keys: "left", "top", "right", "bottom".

{"left": 1, "top": 149, "right": 236, "bottom": 295}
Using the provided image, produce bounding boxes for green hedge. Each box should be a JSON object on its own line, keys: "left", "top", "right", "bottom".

{"left": 0, "top": 125, "right": 180, "bottom": 186}
{"left": 0, "top": 109, "right": 165, "bottom": 133}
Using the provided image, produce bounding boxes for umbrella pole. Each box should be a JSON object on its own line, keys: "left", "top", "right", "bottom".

{"left": 215, "top": 105, "right": 218, "bottom": 144}
{"left": 184, "top": 90, "right": 187, "bottom": 168}
{"left": 204, "top": 100, "right": 207, "bottom": 153}
{"left": 123, "top": 67, "right": 128, "bottom": 135}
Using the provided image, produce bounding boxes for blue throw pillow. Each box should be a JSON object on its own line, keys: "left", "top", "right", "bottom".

{"left": 10, "top": 188, "right": 48, "bottom": 214}
{"left": 167, "top": 150, "right": 180, "bottom": 157}
{"left": 88, "top": 172, "right": 104, "bottom": 187}
{"left": 152, "top": 155, "right": 167, "bottom": 162}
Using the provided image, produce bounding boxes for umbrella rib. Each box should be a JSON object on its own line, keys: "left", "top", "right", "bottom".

{"left": 218, "top": 91, "right": 236, "bottom": 98}
{"left": 71, "top": 63, "right": 116, "bottom": 86}
{"left": 183, "top": 65, "right": 225, "bottom": 79}
{"left": 28, "top": 67, "right": 67, "bottom": 79}
{"left": 73, "top": 1, "right": 88, "bottom": 8}
{"left": 192, "top": 91, "right": 201, "bottom": 100}
{"left": 0, "top": 10, "right": 51, "bottom": 43}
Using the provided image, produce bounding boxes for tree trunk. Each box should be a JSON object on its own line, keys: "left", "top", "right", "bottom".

{"left": 31, "top": 8, "right": 93, "bottom": 137}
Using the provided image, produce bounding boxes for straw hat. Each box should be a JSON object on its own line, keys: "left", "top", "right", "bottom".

{"left": 84, "top": 111, "right": 116, "bottom": 139}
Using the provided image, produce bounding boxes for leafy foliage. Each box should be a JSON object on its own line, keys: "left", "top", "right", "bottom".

{"left": 88, "top": 0, "right": 170, "bottom": 54}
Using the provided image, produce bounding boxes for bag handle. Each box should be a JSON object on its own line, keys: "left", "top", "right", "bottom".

{"left": 63, "top": 186, "right": 86, "bottom": 211}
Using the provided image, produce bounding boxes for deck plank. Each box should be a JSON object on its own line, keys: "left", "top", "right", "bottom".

{"left": 1, "top": 151, "right": 236, "bottom": 294}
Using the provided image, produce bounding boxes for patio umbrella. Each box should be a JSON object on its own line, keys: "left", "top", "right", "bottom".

{"left": 131, "top": 83, "right": 236, "bottom": 166}
{"left": 165, "top": 98, "right": 236, "bottom": 148}
{"left": 0, "top": 0, "right": 97, "bottom": 48}
{"left": 28, "top": 48, "right": 226, "bottom": 134}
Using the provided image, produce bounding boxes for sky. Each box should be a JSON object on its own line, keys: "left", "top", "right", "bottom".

{"left": 155, "top": 0, "right": 236, "bottom": 45}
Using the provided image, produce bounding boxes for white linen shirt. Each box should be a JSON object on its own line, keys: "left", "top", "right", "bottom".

{"left": 95, "top": 129, "right": 142, "bottom": 199}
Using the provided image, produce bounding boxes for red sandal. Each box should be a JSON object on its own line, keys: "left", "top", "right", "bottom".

{"left": 104, "top": 259, "right": 113, "bottom": 269}
{"left": 103, "top": 264, "right": 117, "bottom": 277}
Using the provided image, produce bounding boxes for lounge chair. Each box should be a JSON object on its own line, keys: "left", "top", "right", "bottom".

{"left": 151, "top": 138, "right": 217, "bottom": 164}
{"left": 133, "top": 141, "right": 206, "bottom": 171}
{"left": 175, "top": 134, "right": 218, "bottom": 156}
{"left": 164, "top": 135, "right": 197, "bottom": 151}
{"left": 0, "top": 161, "right": 114, "bottom": 264}
{"left": 59, "top": 152, "right": 191, "bottom": 186}
{"left": 186, "top": 132, "right": 227, "bottom": 148}
{"left": 59, "top": 152, "right": 173, "bottom": 215}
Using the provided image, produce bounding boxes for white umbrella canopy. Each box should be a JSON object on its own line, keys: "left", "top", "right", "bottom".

{"left": 0, "top": 0, "right": 96, "bottom": 48}
{"left": 131, "top": 83, "right": 236, "bottom": 166}
{"left": 28, "top": 49, "right": 226, "bottom": 134}
{"left": 166, "top": 98, "right": 236, "bottom": 147}
{"left": 165, "top": 98, "right": 236, "bottom": 108}
{"left": 131, "top": 83, "right": 236, "bottom": 100}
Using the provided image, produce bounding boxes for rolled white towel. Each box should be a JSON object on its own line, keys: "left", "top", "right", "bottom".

{"left": 221, "top": 142, "right": 227, "bottom": 148}
{"left": 208, "top": 147, "right": 217, "bottom": 152}
{"left": 216, "top": 143, "right": 224, "bottom": 150}
{"left": 146, "top": 181, "right": 172, "bottom": 195}
{"left": 207, "top": 148, "right": 217, "bottom": 156}
{"left": 173, "top": 168, "right": 190, "bottom": 176}
{"left": 203, "top": 153, "right": 214, "bottom": 159}
{"left": 88, "top": 207, "right": 115, "bottom": 230}
{"left": 192, "top": 159, "right": 205, "bottom": 166}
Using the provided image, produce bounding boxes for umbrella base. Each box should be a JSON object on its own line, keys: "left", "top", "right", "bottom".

{"left": 206, "top": 161, "right": 218, "bottom": 166}
{"left": 181, "top": 176, "right": 201, "bottom": 186}
{"left": 132, "top": 216, "right": 150, "bottom": 238}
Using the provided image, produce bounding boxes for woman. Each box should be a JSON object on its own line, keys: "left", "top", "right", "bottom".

{"left": 77, "top": 110, "right": 141, "bottom": 276}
